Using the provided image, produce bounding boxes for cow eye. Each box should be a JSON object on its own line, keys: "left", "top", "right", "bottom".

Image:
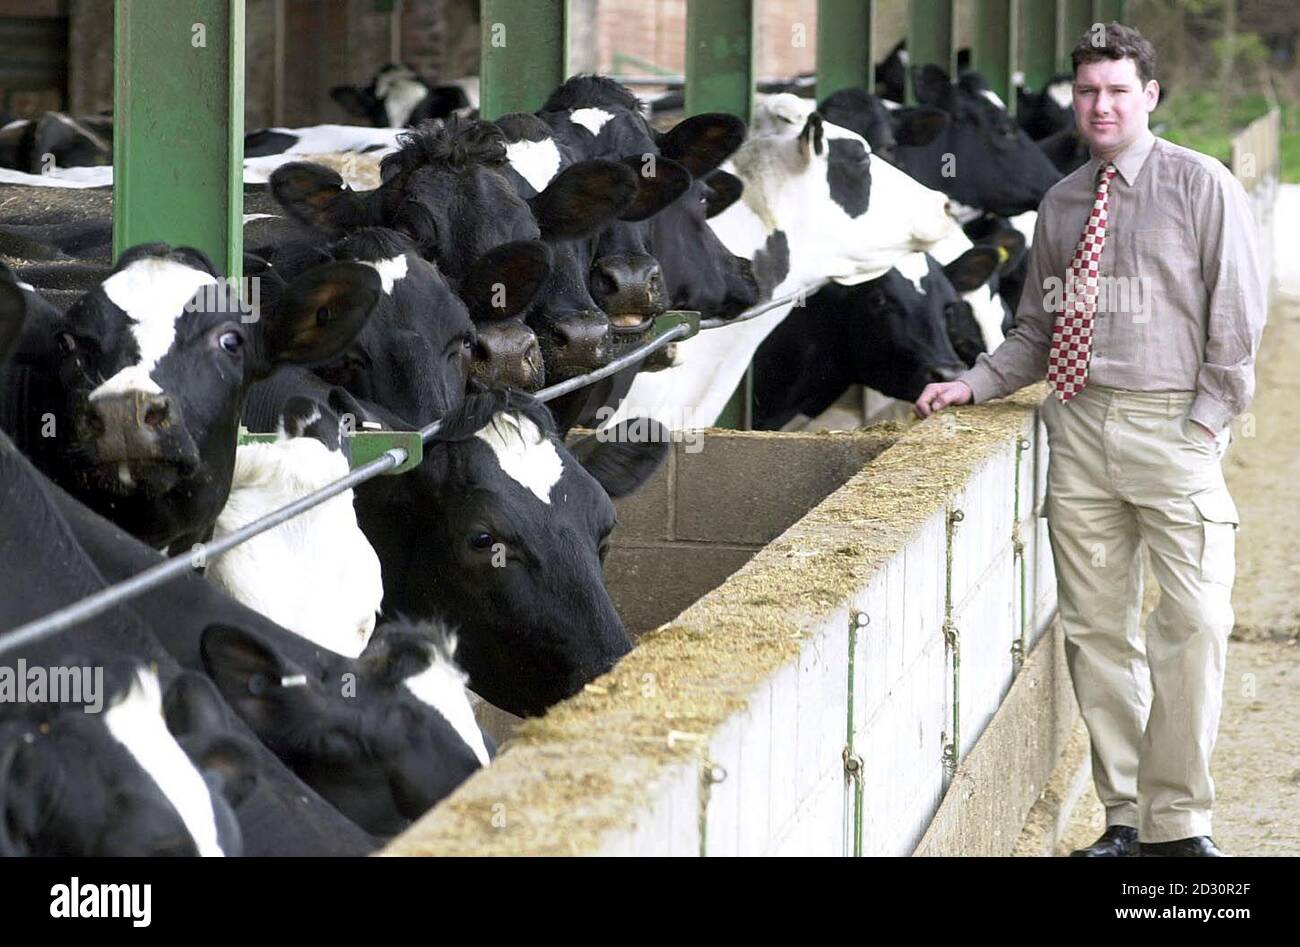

{"left": 217, "top": 329, "right": 244, "bottom": 354}
{"left": 469, "top": 531, "right": 496, "bottom": 551}
{"left": 57, "top": 332, "right": 78, "bottom": 356}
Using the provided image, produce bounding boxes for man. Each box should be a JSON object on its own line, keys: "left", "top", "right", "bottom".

{"left": 915, "top": 23, "right": 1266, "bottom": 857}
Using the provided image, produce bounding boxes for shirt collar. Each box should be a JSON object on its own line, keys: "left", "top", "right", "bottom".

{"left": 1089, "top": 128, "right": 1157, "bottom": 187}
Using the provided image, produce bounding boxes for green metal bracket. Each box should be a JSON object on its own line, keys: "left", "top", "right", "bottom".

{"left": 973, "top": 0, "right": 1018, "bottom": 111}
{"left": 237, "top": 428, "right": 423, "bottom": 476}
{"left": 653, "top": 310, "right": 700, "bottom": 342}
{"left": 480, "top": 0, "right": 568, "bottom": 120}
{"left": 345, "top": 430, "right": 423, "bottom": 476}
{"left": 907, "top": 0, "right": 955, "bottom": 104}
{"left": 816, "top": 0, "right": 875, "bottom": 99}
{"left": 1020, "top": 0, "right": 1060, "bottom": 92}
{"left": 113, "top": 0, "right": 244, "bottom": 280}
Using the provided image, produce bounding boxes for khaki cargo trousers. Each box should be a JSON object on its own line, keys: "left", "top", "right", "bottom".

{"left": 1041, "top": 384, "right": 1239, "bottom": 843}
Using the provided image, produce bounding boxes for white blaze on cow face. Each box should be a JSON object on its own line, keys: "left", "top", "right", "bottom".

{"left": 568, "top": 107, "right": 615, "bottom": 137}
{"left": 362, "top": 253, "right": 409, "bottom": 295}
{"left": 894, "top": 252, "right": 931, "bottom": 296}
{"left": 375, "top": 65, "right": 429, "bottom": 127}
{"left": 474, "top": 412, "right": 563, "bottom": 505}
{"left": 401, "top": 635, "right": 491, "bottom": 766}
{"left": 979, "top": 89, "right": 1008, "bottom": 112}
{"left": 207, "top": 437, "right": 383, "bottom": 658}
{"left": 1047, "top": 79, "right": 1074, "bottom": 111}
{"left": 103, "top": 668, "right": 226, "bottom": 857}
{"left": 505, "top": 137, "right": 564, "bottom": 192}
{"left": 91, "top": 258, "right": 219, "bottom": 402}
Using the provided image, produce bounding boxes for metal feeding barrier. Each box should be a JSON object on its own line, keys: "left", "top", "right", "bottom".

{"left": 0, "top": 284, "right": 824, "bottom": 651}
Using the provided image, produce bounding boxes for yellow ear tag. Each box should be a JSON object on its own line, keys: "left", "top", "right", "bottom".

{"left": 996, "top": 245, "right": 1010, "bottom": 265}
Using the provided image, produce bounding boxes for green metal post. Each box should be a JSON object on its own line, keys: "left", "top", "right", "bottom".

{"left": 480, "top": 0, "right": 568, "bottom": 120}
{"left": 816, "top": 1, "right": 875, "bottom": 99}
{"left": 686, "top": 0, "right": 754, "bottom": 429}
{"left": 1057, "top": 0, "right": 1094, "bottom": 72}
{"left": 907, "top": 0, "right": 955, "bottom": 104}
{"left": 113, "top": 1, "right": 244, "bottom": 279}
{"left": 1019, "top": 0, "right": 1059, "bottom": 91}
{"left": 1093, "top": 0, "right": 1126, "bottom": 25}
{"left": 973, "top": 0, "right": 1018, "bottom": 109}
{"left": 685, "top": 0, "right": 755, "bottom": 122}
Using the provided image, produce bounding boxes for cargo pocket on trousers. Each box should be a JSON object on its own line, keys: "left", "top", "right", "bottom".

{"left": 1189, "top": 487, "right": 1239, "bottom": 585}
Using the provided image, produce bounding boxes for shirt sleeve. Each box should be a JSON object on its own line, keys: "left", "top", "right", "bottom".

{"left": 957, "top": 208, "right": 1058, "bottom": 403}
{"left": 1187, "top": 165, "right": 1268, "bottom": 434}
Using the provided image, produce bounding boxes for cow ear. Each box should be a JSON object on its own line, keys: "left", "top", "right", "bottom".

{"left": 255, "top": 261, "right": 380, "bottom": 373}
{"left": 798, "top": 113, "right": 826, "bottom": 159}
{"left": 617, "top": 155, "right": 691, "bottom": 221}
{"left": 942, "top": 246, "right": 1002, "bottom": 293}
{"left": 529, "top": 159, "right": 638, "bottom": 239}
{"left": 201, "top": 623, "right": 308, "bottom": 731}
{"left": 280, "top": 395, "right": 342, "bottom": 449}
{"left": 163, "top": 671, "right": 235, "bottom": 738}
{"left": 330, "top": 85, "right": 375, "bottom": 119}
{"left": 658, "top": 113, "right": 746, "bottom": 177}
{"left": 270, "top": 162, "right": 371, "bottom": 236}
{"left": 570, "top": 419, "right": 670, "bottom": 499}
{"left": 913, "top": 65, "right": 957, "bottom": 112}
{"left": 461, "top": 239, "right": 552, "bottom": 320}
{"left": 327, "top": 384, "right": 408, "bottom": 432}
{"left": 702, "top": 170, "right": 744, "bottom": 218}
{"left": 893, "top": 107, "right": 949, "bottom": 147}
{"left": 982, "top": 227, "right": 1027, "bottom": 273}
{"left": 0, "top": 280, "right": 27, "bottom": 368}
{"left": 181, "top": 733, "right": 259, "bottom": 809}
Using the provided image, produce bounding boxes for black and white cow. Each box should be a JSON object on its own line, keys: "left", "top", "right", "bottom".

{"left": 331, "top": 64, "right": 479, "bottom": 128}
{"left": 606, "top": 98, "right": 955, "bottom": 431}
{"left": 270, "top": 118, "right": 640, "bottom": 380}
{"left": 0, "top": 244, "right": 379, "bottom": 552}
{"left": 0, "top": 428, "right": 375, "bottom": 855}
{"left": 0, "top": 663, "right": 255, "bottom": 857}
{"left": 875, "top": 65, "right": 1062, "bottom": 218}
{"left": 1016, "top": 73, "right": 1076, "bottom": 141}
{"left": 9, "top": 433, "right": 493, "bottom": 843}
{"left": 243, "top": 378, "right": 668, "bottom": 718}
{"left": 0, "top": 112, "right": 113, "bottom": 173}
{"left": 752, "top": 247, "right": 1001, "bottom": 430}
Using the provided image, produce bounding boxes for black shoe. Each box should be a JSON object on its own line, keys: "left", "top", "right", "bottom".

{"left": 1140, "top": 836, "right": 1226, "bottom": 857}
{"left": 1069, "top": 825, "right": 1139, "bottom": 857}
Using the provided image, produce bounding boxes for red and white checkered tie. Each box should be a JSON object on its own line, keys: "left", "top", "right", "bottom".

{"left": 1047, "top": 162, "right": 1118, "bottom": 402}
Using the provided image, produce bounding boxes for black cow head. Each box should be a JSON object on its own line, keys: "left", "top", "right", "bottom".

{"left": 271, "top": 118, "right": 638, "bottom": 381}
{"left": 0, "top": 664, "right": 254, "bottom": 857}
{"left": 24, "top": 244, "right": 378, "bottom": 552}
{"left": 331, "top": 63, "right": 473, "bottom": 128}
{"left": 201, "top": 619, "right": 490, "bottom": 838}
{"left": 328, "top": 386, "right": 667, "bottom": 717}
{"left": 887, "top": 64, "right": 1061, "bottom": 217}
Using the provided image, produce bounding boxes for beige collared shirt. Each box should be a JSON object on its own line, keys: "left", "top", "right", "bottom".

{"left": 959, "top": 128, "right": 1267, "bottom": 432}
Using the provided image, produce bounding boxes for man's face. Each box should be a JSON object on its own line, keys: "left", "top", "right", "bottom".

{"left": 1073, "top": 57, "right": 1159, "bottom": 157}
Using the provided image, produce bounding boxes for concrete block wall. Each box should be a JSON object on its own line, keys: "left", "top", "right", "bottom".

{"left": 603, "top": 428, "right": 897, "bottom": 635}
{"left": 386, "top": 386, "right": 1061, "bottom": 857}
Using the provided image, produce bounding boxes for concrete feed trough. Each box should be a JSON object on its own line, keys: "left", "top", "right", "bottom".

{"left": 386, "top": 385, "right": 1065, "bottom": 856}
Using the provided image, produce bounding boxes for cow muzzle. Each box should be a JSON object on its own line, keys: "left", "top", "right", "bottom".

{"left": 473, "top": 320, "right": 545, "bottom": 391}
{"left": 536, "top": 311, "right": 611, "bottom": 380}
{"left": 589, "top": 253, "right": 667, "bottom": 328}
{"left": 82, "top": 390, "right": 200, "bottom": 477}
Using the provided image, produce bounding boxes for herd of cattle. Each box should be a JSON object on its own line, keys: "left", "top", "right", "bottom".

{"left": 0, "top": 46, "right": 1092, "bottom": 855}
